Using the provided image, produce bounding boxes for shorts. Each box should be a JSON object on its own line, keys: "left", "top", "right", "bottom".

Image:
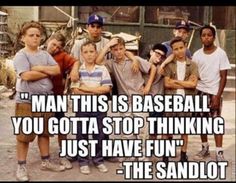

{"left": 15, "top": 103, "right": 54, "bottom": 143}
{"left": 194, "top": 90, "right": 222, "bottom": 117}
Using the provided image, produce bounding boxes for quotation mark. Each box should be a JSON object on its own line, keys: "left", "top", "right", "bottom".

{"left": 176, "top": 139, "right": 184, "bottom": 146}
{"left": 20, "top": 92, "right": 29, "bottom": 100}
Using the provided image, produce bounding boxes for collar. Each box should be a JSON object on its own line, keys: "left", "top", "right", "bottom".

{"left": 85, "top": 34, "right": 101, "bottom": 43}
{"left": 80, "top": 63, "right": 100, "bottom": 70}
{"left": 173, "top": 57, "right": 191, "bottom": 66}
{"left": 113, "top": 56, "right": 130, "bottom": 64}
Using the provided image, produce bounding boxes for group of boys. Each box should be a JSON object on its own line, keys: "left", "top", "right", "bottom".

{"left": 13, "top": 14, "right": 231, "bottom": 181}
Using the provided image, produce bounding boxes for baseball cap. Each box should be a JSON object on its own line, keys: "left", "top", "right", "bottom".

{"left": 175, "top": 20, "right": 190, "bottom": 31}
{"left": 87, "top": 14, "right": 104, "bottom": 26}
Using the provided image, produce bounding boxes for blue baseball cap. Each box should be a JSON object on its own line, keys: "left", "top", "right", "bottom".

{"left": 175, "top": 20, "right": 190, "bottom": 31}
{"left": 87, "top": 14, "right": 104, "bottom": 26}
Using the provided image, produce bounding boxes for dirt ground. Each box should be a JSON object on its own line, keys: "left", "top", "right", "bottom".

{"left": 0, "top": 89, "right": 235, "bottom": 181}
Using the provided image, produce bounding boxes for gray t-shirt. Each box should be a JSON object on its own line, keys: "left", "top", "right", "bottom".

{"left": 105, "top": 56, "right": 151, "bottom": 97}
{"left": 143, "top": 64, "right": 164, "bottom": 96}
{"left": 13, "top": 49, "right": 57, "bottom": 103}
{"left": 71, "top": 36, "right": 109, "bottom": 63}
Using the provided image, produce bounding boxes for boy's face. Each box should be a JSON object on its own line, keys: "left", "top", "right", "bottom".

{"left": 81, "top": 44, "right": 97, "bottom": 64}
{"left": 21, "top": 28, "right": 41, "bottom": 48}
{"left": 87, "top": 23, "right": 102, "bottom": 39}
{"left": 111, "top": 44, "right": 126, "bottom": 61}
{"left": 200, "top": 28, "right": 215, "bottom": 47}
{"left": 172, "top": 41, "right": 186, "bottom": 60}
{"left": 47, "top": 38, "right": 63, "bottom": 55}
{"left": 173, "top": 28, "right": 189, "bottom": 41}
{"left": 150, "top": 49, "right": 166, "bottom": 64}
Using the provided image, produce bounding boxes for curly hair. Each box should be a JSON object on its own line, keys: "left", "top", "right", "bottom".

{"left": 20, "top": 20, "right": 44, "bottom": 36}
{"left": 199, "top": 25, "right": 216, "bottom": 38}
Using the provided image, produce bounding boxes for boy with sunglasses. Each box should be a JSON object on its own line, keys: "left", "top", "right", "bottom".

{"left": 144, "top": 43, "right": 167, "bottom": 141}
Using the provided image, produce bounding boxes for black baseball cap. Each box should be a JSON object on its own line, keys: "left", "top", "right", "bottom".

{"left": 152, "top": 43, "right": 167, "bottom": 55}
{"left": 175, "top": 20, "right": 190, "bottom": 31}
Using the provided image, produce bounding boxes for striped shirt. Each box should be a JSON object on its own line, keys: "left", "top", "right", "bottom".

{"left": 78, "top": 63, "right": 112, "bottom": 88}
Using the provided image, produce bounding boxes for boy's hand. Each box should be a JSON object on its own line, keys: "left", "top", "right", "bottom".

{"left": 72, "top": 88, "right": 88, "bottom": 94}
{"left": 142, "top": 85, "right": 151, "bottom": 95}
{"left": 125, "top": 51, "right": 139, "bottom": 73}
{"left": 80, "top": 82, "right": 85, "bottom": 87}
{"left": 158, "top": 54, "right": 174, "bottom": 75}
{"left": 70, "top": 61, "right": 80, "bottom": 82}
{"left": 78, "top": 85, "right": 87, "bottom": 91}
{"left": 131, "top": 60, "right": 139, "bottom": 73}
{"left": 139, "top": 85, "right": 150, "bottom": 95}
{"left": 106, "top": 38, "right": 119, "bottom": 48}
{"left": 70, "top": 69, "right": 79, "bottom": 82}
{"left": 210, "top": 95, "right": 220, "bottom": 110}
{"left": 71, "top": 88, "right": 80, "bottom": 94}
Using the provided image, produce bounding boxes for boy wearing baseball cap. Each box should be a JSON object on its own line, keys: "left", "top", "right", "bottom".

{"left": 70, "top": 14, "right": 121, "bottom": 163}
{"left": 159, "top": 20, "right": 192, "bottom": 75}
{"left": 163, "top": 20, "right": 191, "bottom": 58}
{"left": 87, "top": 14, "right": 104, "bottom": 26}
{"left": 71, "top": 14, "right": 109, "bottom": 62}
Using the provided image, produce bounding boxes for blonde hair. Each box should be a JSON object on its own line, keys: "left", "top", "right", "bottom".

{"left": 81, "top": 41, "right": 97, "bottom": 52}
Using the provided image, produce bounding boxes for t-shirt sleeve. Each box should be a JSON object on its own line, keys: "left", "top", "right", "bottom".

{"left": 46, "top": 52, "right": 58, "bottom": 66}
{"left": 220, "top": 50, "right": 231, "bottom": 70}
{"left": 63, "top": 54, "right": 77, "bottom": 71}
{"left": 162, "top": 41, "right": 172, "bottom": 57}
{"left": 101, "top": 66, "right": 113, "bottom": 87}
{"left": 190, "top": 61, "right": 199, "bottom": 78}
{"left": 71, "top": 40, "right": 83, "bottom": 60}
{"left": 186, "top": 49, "right": 192, "bottom": 59}
{"left": 104, "top": 59, "right": 113, "bottom": 73}
{"left": 192, "top": 52, "right": 198, "bottom": 65}
{"left": 136, "top": 56, "right": 151, "bottom": 74}
{"left": 13, "top": 52, "right": 30, "bottom": 77}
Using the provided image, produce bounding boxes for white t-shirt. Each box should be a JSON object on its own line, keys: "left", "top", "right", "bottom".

{"left": 192, "top": 47, "right": 231, "bottom": 95}
{"left": 176, "top": 61, "right": 186, "bottom": 96}
{"left": 71, "top": 36, "right": 109, "bottom": 63}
